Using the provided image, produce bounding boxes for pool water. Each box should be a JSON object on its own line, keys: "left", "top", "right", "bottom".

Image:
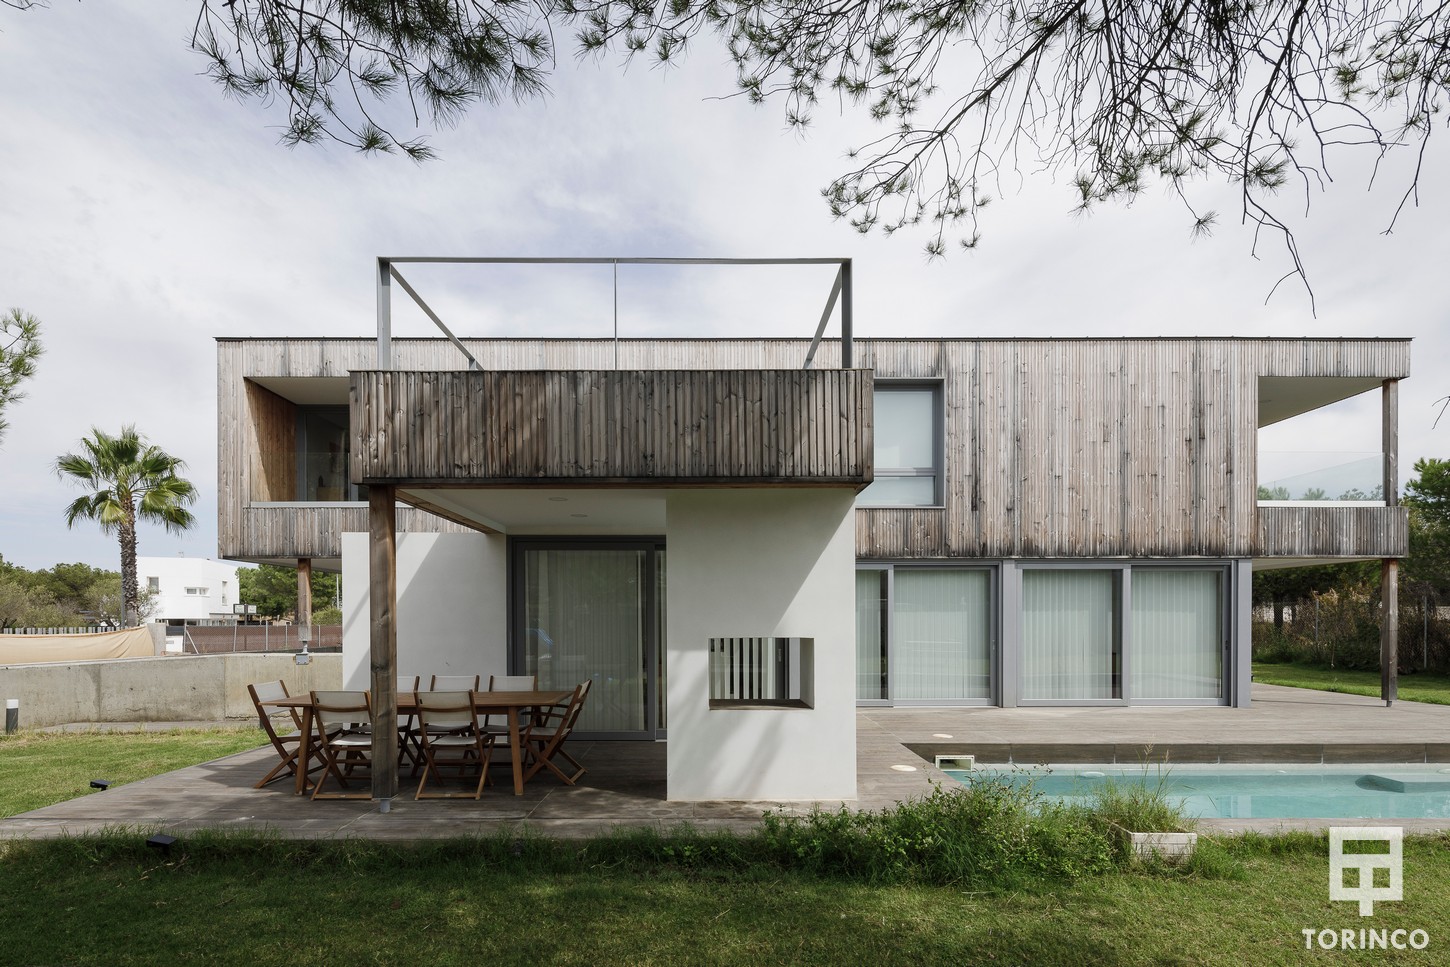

{"left": 942, "top": 764, "right": 1450, "bottom": 819}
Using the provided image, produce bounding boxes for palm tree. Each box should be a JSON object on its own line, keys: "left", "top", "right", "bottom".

{"left": 55, "top": 426, "right": 197, "bottom": 626}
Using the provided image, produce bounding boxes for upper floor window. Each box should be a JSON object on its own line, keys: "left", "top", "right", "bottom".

{"left": 185, "top": 587, "right": 208, "bottom": 596}
{"left": 297, "top": 406, "right": 367, "bottom": 502}
{"left": 857, "top": 383, "right": 942, "bottom": 507}
{"left": 147, "top": 576, "right": 160, "bottom": 593}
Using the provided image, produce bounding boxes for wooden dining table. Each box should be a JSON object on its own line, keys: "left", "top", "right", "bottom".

{"left": 259, "top": 689, "right": 573, "bottom": 798}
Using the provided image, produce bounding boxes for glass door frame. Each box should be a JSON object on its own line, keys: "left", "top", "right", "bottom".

{"left": 1014, "top": 560, "right": 1232, "bottom": 708}
{"left": 855, "top": 561, "right": 1000, "bottom": 707}
{"left": 508, "top": 536, "right": 667, "bottom": 740}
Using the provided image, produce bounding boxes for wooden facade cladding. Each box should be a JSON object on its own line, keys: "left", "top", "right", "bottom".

{"left": 244, "top": 382, "right": 296, "bottom": 501}
{"left": 218, "top": 336, "right": 1410, "bottom": 563}
{"left": 849, "top": 338, "right": 1409, "bottom": 560}
{"left": 225, "top": 505, "right": 458, "bottom": 562}
{"left": 348, "top": 369, "right": 873, "bottom": 486}
{"left": 1255, "top": 506, "right": 1409, "bottom": 559}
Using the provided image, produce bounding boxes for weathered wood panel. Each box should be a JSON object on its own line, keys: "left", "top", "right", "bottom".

{"left": 244, "top": 381, "right": 296, "bottom": 501}
{"left": 220, "top": 336, "right": 1410, "bottom": 563}
{"left": 224, "top": 505, "right": 468, "bottom": 561}
{"left": 349, "top": 369, "right": 873, "bottom": 485}
{"left": 1255, "top": 506, "right": 1409, "bottom": 558}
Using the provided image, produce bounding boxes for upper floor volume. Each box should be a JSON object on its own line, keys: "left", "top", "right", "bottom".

{"left": 219, "top": 334, "right": 1409, "bottom": 567}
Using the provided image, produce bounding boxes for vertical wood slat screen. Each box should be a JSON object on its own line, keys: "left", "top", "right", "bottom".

{"left": 350, "top": 369, "right": 872, "bottom": 484}
{"left": 709, "top": 637, "right": 792, "bottom": 703}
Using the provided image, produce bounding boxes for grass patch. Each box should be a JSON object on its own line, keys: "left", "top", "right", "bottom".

{"left": 1090, "top": 773, "right": 1194, "bottom": 836}
{"left": 0, "top": 727, "right": 267, "bottom": 817}
{"left": 1252, "top": 661, "right": 1450, "bottom": 706}
{"left": 1, "top": 830, "right": 1448, "bottom": 965}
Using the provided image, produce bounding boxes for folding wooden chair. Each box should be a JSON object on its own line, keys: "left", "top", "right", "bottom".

{"left": 396, "top": 674, "right": 422, "bottom": 774}
{"left": 522, "top": 680, "right": 591, "bottom": 786}
{"left": 414, "top": 691, "right": 494, "bottom": 800}
{"left": 428, "top": 674, "right": 480, "bottom": 691}
{"left": 247, "top": 680, "right": 322, "bottom": 790}
{"left": 309, "top": 690, "right": 375, "bottom": 800}
{"left": 482, "top": 673, "right": 539, "bottom": 738}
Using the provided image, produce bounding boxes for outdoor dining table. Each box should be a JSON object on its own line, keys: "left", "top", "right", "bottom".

{"left": 259, "top": 689, "right": 574, "bottom": 798}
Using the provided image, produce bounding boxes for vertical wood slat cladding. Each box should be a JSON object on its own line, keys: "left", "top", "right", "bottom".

{"left": 244, "top": 382, "right": 296, "bottom": 501}
{"left": 852, "top": 337, "right": 1407, "bottom": 560}
{"left": 349, "top": 369, "right": 872, "bottom": 485}
{"left": 220, "top": 337, "right": 1409, "bottom": 562}
{"left": 1255, "top": 506, "right": 1408, "bottom": 557}
{"left": 229, "top": 505, "right": 468, "bottom": 560}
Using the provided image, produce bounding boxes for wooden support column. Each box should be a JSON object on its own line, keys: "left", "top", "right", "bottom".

{"left": 369, "top": 485, "right": 399, "bottom": 805}
{"left": 296, "top": 558, "right": 313, "bottom": 629}
{"left": 1381, "top": 379, "right": 1399, "bottom": 706}
{"left": 1382, "top": 559, "right": 1399, "bottom": 706}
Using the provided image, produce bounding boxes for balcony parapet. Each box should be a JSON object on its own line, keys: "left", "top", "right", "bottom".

{"left": 1254, "top": 505, "right": 1407, "bottom": 559}
{"left": 350, "top": 369, "right": 873, "bottom": 487}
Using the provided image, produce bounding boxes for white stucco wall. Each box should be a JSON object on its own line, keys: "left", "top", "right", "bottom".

{"left": 664, "top": 489, "right": 858, "bottom": 801}
{"left": 340, "top": 532, "right": 508, "bottom": 690}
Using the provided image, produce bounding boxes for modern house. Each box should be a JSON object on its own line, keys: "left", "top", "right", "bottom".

{"left": 217, "top": 258, "right": 1410, "bottom": 803}
{"left": 139, "top": 555, "right": 241, "bottom": 626}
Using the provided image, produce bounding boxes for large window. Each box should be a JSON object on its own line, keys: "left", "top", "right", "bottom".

{"left": 855, "top": 570, "right": 888, "bottom": 701}
{"left": 857, "top": 384, "right": 941, "bottom": 506}
{"left": 1022, "top": 569, "right": 1121, "bottom": 701}
{"left": 1019, "top": 564, "right": 1228, "bottom": 704}
{"left": 1130, "top": 569, "right": 1223, "bottom": 700}
{"left": 853, "top": 565, "right": 993, "bottom": 703}
{"left": 296, "top": 406, "right": 366, "bottom": 502}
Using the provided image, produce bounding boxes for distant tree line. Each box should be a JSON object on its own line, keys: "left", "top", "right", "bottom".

{"left": 1254, "top": 458, "right": 1450, "bottom": 673}
{"left": 238, "top": 564, "right": 342, "bottom": 625}
{"left": 0, "top": 557, "right": 147, "bottom": 629}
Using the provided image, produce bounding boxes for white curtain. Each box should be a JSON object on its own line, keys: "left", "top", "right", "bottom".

{"left": 1131, "top": 569, "right": 1223, "bottom": 699}
{"left": 893, "top": 569, "right": 992, "bottom": 700}
{"left": 1022, "top": 570, "right": 1118, "bottom": 700}
{"left": 855, "top": 570, "right": 887, "bottom": 700}
{"left": 522, "top": 548, "right": 645, "bottom": 731}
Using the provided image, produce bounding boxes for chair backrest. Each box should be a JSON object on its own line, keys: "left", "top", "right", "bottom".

{"left": 488, "top": 674, "right": 537, "bottom": 691}
{"left": 534, "top": 683, "right": 586, "bottom": 735}
{"left": 565, "top": 680, "right": 592, "bottom": 730}
{"left": 248, "top": 680, "right": 301, "bottom": 731}
{"left": 312, "top": 690, "right": 372, "bottom": 732}
{"left": 415, "top": 690, "right": 477, "bottom": 733}
{"left": 397, "top": 675, "right": 421, "bottom": 693}
{"left": 429, "top": 674, "right": 480, "bottom": 691}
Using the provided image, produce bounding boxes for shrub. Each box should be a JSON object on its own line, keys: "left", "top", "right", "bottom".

{"left": 756, "top": 779, "right": 1116, "bottom": 889}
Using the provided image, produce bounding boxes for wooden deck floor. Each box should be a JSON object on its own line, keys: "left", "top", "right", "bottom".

{"left": 3, "top": 685, "right": 1447, "bottom": 840}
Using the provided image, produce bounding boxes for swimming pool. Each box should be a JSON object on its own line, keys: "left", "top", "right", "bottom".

{"left": 942, "top": 764, "right": 1450, "bottom": 819}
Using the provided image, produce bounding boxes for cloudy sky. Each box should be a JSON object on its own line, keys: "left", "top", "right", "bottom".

{"left": 1, "top": 4, "right": 1445, "bottom": 572}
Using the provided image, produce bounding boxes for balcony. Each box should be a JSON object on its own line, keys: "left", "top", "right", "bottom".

{"left": 349, "top": 368, "right": 874, "bottom": 488}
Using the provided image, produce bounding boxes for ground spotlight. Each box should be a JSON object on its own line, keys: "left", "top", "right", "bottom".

{"left": 89, "top": 780, "right": 110, "bottom": 790}
{"left": 146, "top": 834, "right": 177, "bottom": 856}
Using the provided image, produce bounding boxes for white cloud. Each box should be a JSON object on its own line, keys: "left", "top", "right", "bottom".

{"left": 0, "top": 2, "right": 1445, "bottom": 570}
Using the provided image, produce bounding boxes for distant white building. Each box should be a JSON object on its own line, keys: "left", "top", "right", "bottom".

{"left": 139, "top": 556, "right": 241, "bottom": 624}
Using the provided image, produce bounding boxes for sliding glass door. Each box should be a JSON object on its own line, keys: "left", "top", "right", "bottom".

{"left": 513, "top": 539, "right": 665, "bottom": 738}
{"left": 1130, "top": 569, "right": 1224, "bottom": 700}
{"left": 853, "top": 565, "right": 995, "bottom": 704}
{"left": 1018, "top": 564, "right": 1228, "bottom": 705}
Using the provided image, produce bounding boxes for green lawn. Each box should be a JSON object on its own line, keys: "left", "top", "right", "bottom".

{"left": 1252, "top": 661, "right": 1450, "bottom": 706}
{"left": 0, "top": 727, "right": 268, "bottom": 818}
{"left": 3, "top": 728, "right": 1449, "bottom": 963}
{"left": 0, "top": 833, "right": 1447, "bottom": 965}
